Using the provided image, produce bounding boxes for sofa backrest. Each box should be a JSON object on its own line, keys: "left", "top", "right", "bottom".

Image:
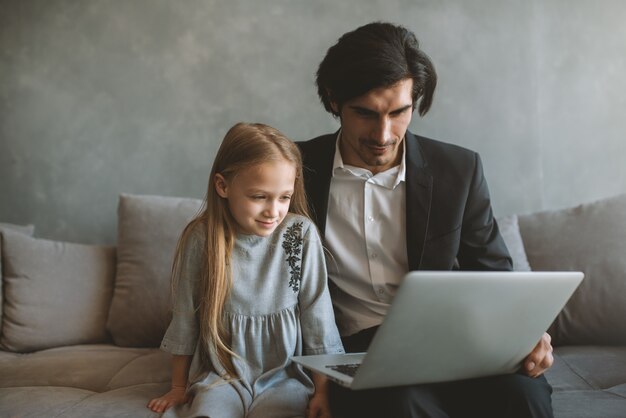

{"left": 106, "top": 193, "right": 203, "bottom": 347}
{"left": 0, "top": 194, "right": 202, "bottom": 353}
{"left": 3, "top": 193, "right": 625, "bottom": 352}
{"left": 0, "top": 223, "right": 35, "bottom": 342}
{"left": 518, "top": 193, "right": 626, "bottom": 346}
{"left": 0, "top": 226, "right": 114, "bottom": 352}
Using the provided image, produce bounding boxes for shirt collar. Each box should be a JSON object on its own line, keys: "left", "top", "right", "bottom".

{"left": 332, "top": 130, "right": 406, "bottom": 189}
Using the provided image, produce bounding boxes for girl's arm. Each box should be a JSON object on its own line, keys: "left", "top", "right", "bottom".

{"left": 307, "top": 372, "right": 332, "bottom": 418}
{"left": 297, "top": 222, "right": 344, "bottom": 354}
{"left": 147, "top": 354, "right": 192, "bottom": 413}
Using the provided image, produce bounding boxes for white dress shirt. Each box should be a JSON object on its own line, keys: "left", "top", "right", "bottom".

{"left": 325, "top": 132, "right": 409, "bottom": 336}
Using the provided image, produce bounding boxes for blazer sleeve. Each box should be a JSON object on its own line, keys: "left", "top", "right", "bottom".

{"left": 456, "top": 153, "right": 513, "bottom": 271}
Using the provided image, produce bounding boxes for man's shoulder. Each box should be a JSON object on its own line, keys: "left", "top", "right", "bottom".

{"left": 409, "top": 132, "right": 477, "bottom": 161}
{"left": 296, "top": 132, "right": 337, "bottom": 178}
{"left": 297, "top": 132, "right": 337, "bottom": 153}
{"left": 407, "top": 131, "right": 480, "bottom": 180}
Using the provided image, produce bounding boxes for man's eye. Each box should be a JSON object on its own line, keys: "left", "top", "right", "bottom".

{"left": 391, "top": 108, "right": 409, "bottom": 117}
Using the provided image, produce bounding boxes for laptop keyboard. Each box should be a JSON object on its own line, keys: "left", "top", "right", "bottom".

{"left": 326, "top": 363, "right": 361, "bottom": 377}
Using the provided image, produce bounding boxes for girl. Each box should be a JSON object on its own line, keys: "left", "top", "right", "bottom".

{"left": 147, "top": 123, "right": 344, "bottom": 418}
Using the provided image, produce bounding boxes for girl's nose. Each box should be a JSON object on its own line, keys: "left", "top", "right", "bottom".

{"left": 264, "top": 200, "right": 279, "bottom": 218}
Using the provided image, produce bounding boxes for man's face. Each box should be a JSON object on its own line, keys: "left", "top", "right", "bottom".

{"left": 334, "top": 78, "right": 414, "bottom": 174}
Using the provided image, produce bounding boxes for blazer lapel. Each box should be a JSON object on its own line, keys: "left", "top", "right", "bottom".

{"left": 302, "top": 130, "right": 432, "bottom": 269}
{"left": 404, "top": 132, "right": 433, "bottom": 270}
{"left": 301, "top": 133, "right": 336, "bottom": 237}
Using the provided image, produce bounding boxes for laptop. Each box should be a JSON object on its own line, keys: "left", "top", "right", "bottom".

{"left": 292, "top": 271, "right": 583, "bottom": 390}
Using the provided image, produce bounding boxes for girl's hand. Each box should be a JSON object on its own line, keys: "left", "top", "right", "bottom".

{"left": 307, "top": 391, "right": 333, "bottom": 418}
{"left": 307, "top": 372, "right": 333, "bottom": 418}
{"left": 147, "top": 386, "right": 190, "bottom": 413}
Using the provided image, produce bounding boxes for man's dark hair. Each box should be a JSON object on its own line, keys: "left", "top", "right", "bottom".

{"left": 316, "top": 21, "right": 437, "bottom": 117}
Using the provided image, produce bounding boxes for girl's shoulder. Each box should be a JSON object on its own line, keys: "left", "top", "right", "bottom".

{"left": 270, "top": 214, "right": 323, "bottom": 254}
{"left": 276, "top": 213, "right": 317, "bottom": 236}
{"left": 181, "top": 219, "right": 207, "bottom": 249}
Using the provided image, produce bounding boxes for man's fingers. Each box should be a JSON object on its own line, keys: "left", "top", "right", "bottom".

{"left": 523, "top": 332, "right": 554, "bottom": 377}
{"left": 540, "top": 350, "right": 554, "bottom": 369}
{"left": 526, "top": 349, "right": 553, "bottom": 377}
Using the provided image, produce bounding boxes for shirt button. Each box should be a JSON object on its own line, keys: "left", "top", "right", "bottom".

{"left": 367, "top": 215, "right": 374, "bottom": 222}
{"left": 377, "top": 288, "right": 384, "bottom": 295}
{"left": 371, "top": 252, "right": 378, "bottom": 259}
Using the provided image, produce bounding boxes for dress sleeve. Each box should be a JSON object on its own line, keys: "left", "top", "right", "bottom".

{"left": 160, "top": 226, "right": 204, "bottom": 355}
{"left": 298, "top": 222, "right": 345, "bottom": 355}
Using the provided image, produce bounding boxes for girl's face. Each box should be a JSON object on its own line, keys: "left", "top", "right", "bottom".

{"left": 215, "top": 160, "right": 296, "bottom": 237}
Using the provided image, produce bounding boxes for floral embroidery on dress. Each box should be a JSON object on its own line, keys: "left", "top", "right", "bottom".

{"left": 282, "top": 222, "right": 303, "bottom": 292}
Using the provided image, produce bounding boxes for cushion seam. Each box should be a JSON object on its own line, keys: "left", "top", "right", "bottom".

{"left": 103, "top": 352, "right": 146, "bottom": 390}
{"left": 555, "top": 355, "right": 599, "bottom": 390}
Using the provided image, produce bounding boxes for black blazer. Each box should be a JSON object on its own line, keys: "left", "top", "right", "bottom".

{"left": 297, "top": 130, "right": 512, "bottom": 271}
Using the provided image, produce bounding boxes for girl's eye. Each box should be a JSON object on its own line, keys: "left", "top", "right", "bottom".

{"left": 251, "top": 195, "right": 265, "bottom": 200}
{"left": 280, "top": 195, "right": 292, "bottom": 201}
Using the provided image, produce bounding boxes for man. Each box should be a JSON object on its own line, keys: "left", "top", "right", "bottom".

{"left": 297, "top": 22, "right": 554, "bottom": 418}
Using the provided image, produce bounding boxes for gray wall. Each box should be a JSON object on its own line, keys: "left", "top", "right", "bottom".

{"left": 1, "top": 1, "right": 625, "bottom": 245}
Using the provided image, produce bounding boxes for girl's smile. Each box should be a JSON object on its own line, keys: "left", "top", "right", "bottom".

{"left": 215, "top": 159, "right": 296, "bottom": 237}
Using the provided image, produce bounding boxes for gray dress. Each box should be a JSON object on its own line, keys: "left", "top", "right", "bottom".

{"left": 160, "top": 213, "right": 344, "bottom": 418}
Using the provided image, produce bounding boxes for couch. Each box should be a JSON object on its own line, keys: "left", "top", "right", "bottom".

{"left": 1, "top": 193, "right": 625, "bottom": 418}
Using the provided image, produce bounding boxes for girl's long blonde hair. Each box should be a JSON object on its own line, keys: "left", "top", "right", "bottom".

{"left": 172, "top": 122, "right": 310, "bottom": 380}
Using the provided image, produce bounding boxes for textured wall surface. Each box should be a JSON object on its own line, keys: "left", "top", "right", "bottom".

{"left": 1, "top": 1, "right": 625, "bottom": 244}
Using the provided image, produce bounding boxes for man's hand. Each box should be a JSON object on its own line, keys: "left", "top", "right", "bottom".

{"left": 522, "top": 332, "right": 553, "bottom": 377}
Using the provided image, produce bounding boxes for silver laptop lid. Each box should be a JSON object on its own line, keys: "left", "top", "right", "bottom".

{"left": 351, "top": 271, "right": 583, "bottom": 389}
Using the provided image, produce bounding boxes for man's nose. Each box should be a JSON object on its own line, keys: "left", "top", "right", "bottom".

{"left": 371, "top": 117, "right": 393, "bottom": 144}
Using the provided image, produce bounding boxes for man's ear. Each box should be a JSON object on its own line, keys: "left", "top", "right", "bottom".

{"left": 214, "top": 173, "right": 228, "bottom": 198}
{"left": 327, "top": 88, "right": 340, "bottom": 115}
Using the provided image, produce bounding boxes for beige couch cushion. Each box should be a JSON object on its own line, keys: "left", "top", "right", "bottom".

{"left": 0, "top": 344, "right": 170, "bottom": 418}
{"left": 107, "top": 194, "right": 202, "bottom": 347}
{"left": 0, "top": 223, "right": 35, "bottom": 337}
{"left": 496, "top": 214, "right": 531, "bottom": 272}
{"left": 0, "top": 223, "right": 34, "bottom": 235}
{"left": 0, "top": 231, "right": 115, "bottom": 352}
{"left": 0, "top": 223, "right": 34, "bottom": 237}
{"left": 518, "top": 193, "right": 626, "bottom": 346}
